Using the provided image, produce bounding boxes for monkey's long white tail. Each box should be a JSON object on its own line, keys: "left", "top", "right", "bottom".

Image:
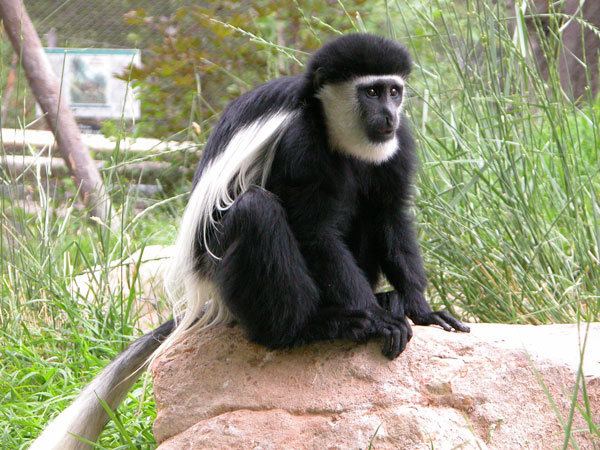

{"left": 159, "top": 110, "right": 297, "bottom": 356}
{"left": 29, "top": 320, "right": 174, "bottom": 450}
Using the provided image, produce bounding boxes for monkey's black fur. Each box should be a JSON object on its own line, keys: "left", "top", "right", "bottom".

{"left": 194, "top": 33, "right": 469, "bottom": 360}
{"left": 307, "top": 33, "right": 412, "bottom": 88}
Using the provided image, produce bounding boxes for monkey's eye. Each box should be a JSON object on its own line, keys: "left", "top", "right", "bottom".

{"left": 390, "top": 87, "right": 401, "bottom": 97}
{"left": 366, "top": 87, "right": 378, "bottom": 98}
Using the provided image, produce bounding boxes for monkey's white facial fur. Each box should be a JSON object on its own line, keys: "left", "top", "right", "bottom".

{"left": 317, "top": 75, "right": 405, "bottom": 164}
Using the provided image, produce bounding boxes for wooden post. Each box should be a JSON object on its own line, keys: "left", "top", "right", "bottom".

{"left": 0, "top": 53, "right": 18, "bottom": 125}
{"left": 0, "top": 0, "right": 112, "bottom": 222}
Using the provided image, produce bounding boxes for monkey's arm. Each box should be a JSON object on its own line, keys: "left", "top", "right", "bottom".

{"left": 303, "top": 234, "right": 377, "bottom": 308}
{"left": 376, "top": 208, "right": 470, "bottom": 333}
{"left": 279, "top": 168, "right": 411, "bottom": 357}
{"left": 279, "top": 162, "right": 380, "bottom": 311}
{"left": 300, "top": 233, "right": 413, "bottom": 358}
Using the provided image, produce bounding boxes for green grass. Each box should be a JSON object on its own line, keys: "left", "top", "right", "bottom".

{"left": 400, "top": 1, "right": 599, "bottom": 324}
{"left": 0, "top": 190, "right": 181, "bottom": 448}
{"left": 1, "top": 0, "right": 598, "bottom": 448}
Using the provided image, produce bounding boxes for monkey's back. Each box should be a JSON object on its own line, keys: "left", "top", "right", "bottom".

{"left": 192, "top": 75, "right": 307, "bottom": 187}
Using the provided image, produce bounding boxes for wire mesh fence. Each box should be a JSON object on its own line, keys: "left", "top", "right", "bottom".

{"left": 26, "top": 0, "right": 193, "bottom": 49}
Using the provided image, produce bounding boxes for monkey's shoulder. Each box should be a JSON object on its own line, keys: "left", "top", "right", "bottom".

{"left": 272, "top": 111, "right": 338, "bottom": 180}
{"left": 223, "top": 75, "right": 306, "bottom": 126}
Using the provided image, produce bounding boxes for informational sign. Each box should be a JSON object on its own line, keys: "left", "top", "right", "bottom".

{"left": 38, "top": 48, "right": 141, "bottom": 120}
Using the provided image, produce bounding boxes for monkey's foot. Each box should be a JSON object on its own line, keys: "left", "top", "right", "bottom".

{"left": 364, "top": 306, "right": 413, "bottom": 360}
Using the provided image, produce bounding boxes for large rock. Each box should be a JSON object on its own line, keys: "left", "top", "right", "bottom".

{"left": 152, "top": 323, "right": 600, "bottom": 449}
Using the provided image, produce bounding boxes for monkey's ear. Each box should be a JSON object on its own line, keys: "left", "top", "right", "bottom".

{"left": 312, "top": 66, "right": 326, "bottom": 91}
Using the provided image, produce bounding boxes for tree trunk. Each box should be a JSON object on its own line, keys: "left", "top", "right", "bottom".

{"left": 0, "top": 0, "right": 112, "bottom": 222}
{"left": 522, "top": 0, "right": 599, "bottom": 100}
{"left": 558, "top": 0, "right": 599, "bottom": 100}
{"left": 1, "top": 155, "right": 190, "bottom": 181}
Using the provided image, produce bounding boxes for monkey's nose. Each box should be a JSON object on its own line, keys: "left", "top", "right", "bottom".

{"left": 385, "top": 116, "right": 393, "bottom": 127}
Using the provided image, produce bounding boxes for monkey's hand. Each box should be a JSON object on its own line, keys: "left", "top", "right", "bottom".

{"left": 408, "top": 292, "right": 470, "bottom": 333}
{"left": 379, "top": 290, "right": 470, "bottom": 333}
{"left": 379, "top": 313, "right": 413, "bottom": 360}
{"left": 412, "top": 310, "right": 470, "bottom": 333}
{"left": 297, "top": 306, "right": 411, "bottom": 359}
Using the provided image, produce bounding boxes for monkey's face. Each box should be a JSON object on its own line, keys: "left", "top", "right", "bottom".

{"left": 317, "top": 74, "right": 406, "bottom": 163}
{"left": 355, "top": 77, "right": 404, "bottom": 143}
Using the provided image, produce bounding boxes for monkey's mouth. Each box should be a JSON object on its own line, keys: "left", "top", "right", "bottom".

{"left": 373, "top": 126, "right": 395, "bottom": 141}
{"left": 365, "top": 124, "right": 396, "bottom": 143}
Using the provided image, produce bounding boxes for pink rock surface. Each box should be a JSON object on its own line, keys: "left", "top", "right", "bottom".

{"left": 152, "top": 323, "right": 599, "bottom": 449}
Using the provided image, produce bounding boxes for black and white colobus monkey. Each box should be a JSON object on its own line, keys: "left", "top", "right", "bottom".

{"left": 31, "top": 33, "right": 469, "bottom": 449}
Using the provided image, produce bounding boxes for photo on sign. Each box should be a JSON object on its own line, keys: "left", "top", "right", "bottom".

{"left": 38, "top": 49, "right": 141, "bottom": 121}
{"left": 70, "top": 56, "right": 107, "bottom": 105}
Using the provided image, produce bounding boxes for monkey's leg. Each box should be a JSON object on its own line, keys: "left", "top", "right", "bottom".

{"left": 374, "top": 206, "right": 470, "bottom": 333}
{"left": 214, "top": 186, "right": 321, "bottom": 348}
{"left": 214, "top": 187, "right": 409, "bottom": 358}
{"left": 292, "top": 219, "right": 412, "bottom": 357}
{"left": 346, "top": 237, "right": 414, "bottom": 355}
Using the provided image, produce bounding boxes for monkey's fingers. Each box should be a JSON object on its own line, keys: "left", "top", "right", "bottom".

{"left": 393, "top": 317, "right": 413, "bottom": 349}
{"left": 388, "top": 328, "right": 402, "bottom": 359}
{"left": 430, "top": 314, "right": 453, "bottom": 332}
{"left": 381, "top": 328, "right": 394, "bottom": 359}
{"left": 396, "top": 326, "right": 412, "bottom": 356}
{"left": 405, "top": 319, "right": 414, "bottom": 342}
{"left": 435, "top": 310, "right": 470, "bottom": 333}
{"left": 428, "top": 311, "right": 470, "bottom": 333}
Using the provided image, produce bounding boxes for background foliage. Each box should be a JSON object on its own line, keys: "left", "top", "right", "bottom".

{"left": 123, "top": 1, "right": 371, "bottom": 137}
